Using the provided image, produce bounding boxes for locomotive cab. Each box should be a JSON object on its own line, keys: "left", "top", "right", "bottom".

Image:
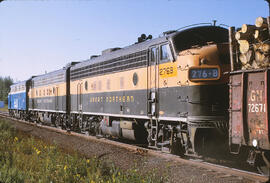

{"left": 150, "top": 26, "right": 231, "bottom": 157}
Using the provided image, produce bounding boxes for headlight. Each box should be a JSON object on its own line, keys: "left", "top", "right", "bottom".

{"left": 200, "top": 58, "right": 208, "bottom": 65}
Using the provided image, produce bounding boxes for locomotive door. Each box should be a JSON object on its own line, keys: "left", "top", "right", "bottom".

{"left": 31, "top": 83, "right": 35, "bottom": 109}
{"left": 55, "top": 86, "right": 59, "bottom": 111}
{"left": 148, "top": 46, "right": 159, "bottom": 117}
{"left": 77, "top": 83, "right": 83, "bottom": 112}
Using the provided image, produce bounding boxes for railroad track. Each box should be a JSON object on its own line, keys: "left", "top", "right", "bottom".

{"left": 0, "top": 111, "right": 268, "bottom": 182}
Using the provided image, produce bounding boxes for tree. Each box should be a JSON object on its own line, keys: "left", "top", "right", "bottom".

{"left": 0, "top": 76, "right": 13, "bottom": 104}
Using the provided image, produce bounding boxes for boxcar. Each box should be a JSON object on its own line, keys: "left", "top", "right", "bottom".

{"left": 230, "top": 68, "right": 270, "bottom": 175}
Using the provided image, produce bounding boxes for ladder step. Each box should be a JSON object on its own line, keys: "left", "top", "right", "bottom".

{"left": 157, "top": 141, "right": 170, "bottom": 147}
{"left": 150, "top": 120, "right": 158, "bottom": 146}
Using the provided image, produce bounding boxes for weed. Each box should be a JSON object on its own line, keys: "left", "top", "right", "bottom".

{"left": 0, "top": 119, "right": 167, "bottom": 183}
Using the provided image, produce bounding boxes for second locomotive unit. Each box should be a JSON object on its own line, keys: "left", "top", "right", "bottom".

{"left": 8, "top": 24, "right": 230, "bottom": 157}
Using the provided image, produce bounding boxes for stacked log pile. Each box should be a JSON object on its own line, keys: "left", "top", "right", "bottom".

{"left": 235, "top": 17, "right": 270, "bottom": 70}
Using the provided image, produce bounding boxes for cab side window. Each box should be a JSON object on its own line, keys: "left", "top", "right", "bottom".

{"left": 160, "top": 44, "right": 172, "bottom": 63}
{"left": 151, "top": 47, "right": 157, "bottom": 63}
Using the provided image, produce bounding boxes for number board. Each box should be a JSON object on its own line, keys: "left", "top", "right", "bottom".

{"left": 189, "top": 67, "right": 219, "bottom": 81}
{"left": 159, "top": 63, "right": 177, "bottom": 78}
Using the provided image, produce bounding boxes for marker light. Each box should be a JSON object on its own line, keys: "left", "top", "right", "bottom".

{"left": 252, "top": 139, "right": 258, "bottom": 147}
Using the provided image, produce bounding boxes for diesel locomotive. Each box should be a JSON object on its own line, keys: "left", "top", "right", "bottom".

{"left": 9, "top": 25, "right": 231, "bottom": 160}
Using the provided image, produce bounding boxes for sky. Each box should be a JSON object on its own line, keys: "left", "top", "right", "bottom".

{"left": 0, "top": 0, "right": 269, "bottom": 81}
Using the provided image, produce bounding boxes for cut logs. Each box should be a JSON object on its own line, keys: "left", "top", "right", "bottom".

{"left": 255, "top": 51, "right": 266, "bottom": 64}
{"left": 241, "top": 24, "right": 256, "bottom": 34}
{"left": 254, "top": 29, "right": 268, "bottom": 41}
{"left": 235, "top": 31, "right": 251, "bottom": 40}
{"left": 233, "top": 16, "right": 270, "bottom": 70}
{"left": 261, "top": 43, "right": 270, "bottom": 53}
{"left": 239, "top": 50, "right": 253, "bottom": 65}
{"left": 255, "top": 17, "right": 268, "bottom": 28}
{"left": 238, "top": 40, "right": 250, "bottom": 54}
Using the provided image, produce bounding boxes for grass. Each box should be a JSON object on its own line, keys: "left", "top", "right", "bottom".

{"left": 0, "top": 119, "right": 167, "bottom": 183}
{"left": 0, "top": 104, "right": 8, "bottom": 112}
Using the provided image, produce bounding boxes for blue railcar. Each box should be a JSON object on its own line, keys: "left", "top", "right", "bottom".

{"left": 0, "top": 101, "right": 4, "bottom": 108}
{"left": 8, "top": 81, "right": 28, "bottom": 118}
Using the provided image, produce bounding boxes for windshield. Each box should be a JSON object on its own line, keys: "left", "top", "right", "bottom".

{"left": 172, "top": 26, "right": 228, "bottom": 53}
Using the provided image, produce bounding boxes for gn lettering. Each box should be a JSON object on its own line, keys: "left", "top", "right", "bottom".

{"left": 248, "top": 90, "right": 265, "bottom": 113}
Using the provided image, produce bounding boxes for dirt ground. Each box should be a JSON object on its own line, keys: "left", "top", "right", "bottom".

{"left": 6, "top": 118, "right": 259, "bottom": 183}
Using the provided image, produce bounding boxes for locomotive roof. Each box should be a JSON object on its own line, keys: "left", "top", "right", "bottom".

{"left": 71, "top": 25, "right": 227, "bottom": 70}
{"left": 10, "top": 80, "right": 27, "bottom": 87}
{"left": 32, "top": 68, "right": 66, "bottom": 81}
{"left": 10, "top": 80, "right": 27, "bottom": 93}
{"left": 71, "top": 35, "right": 167, "bottom": 70}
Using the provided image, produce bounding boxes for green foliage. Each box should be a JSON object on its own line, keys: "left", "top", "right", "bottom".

{"left": 0, "top": 76, "right": 13, "bottom": 104}
{"left": 0, "top": 119, "right": 167, "bottom": 183}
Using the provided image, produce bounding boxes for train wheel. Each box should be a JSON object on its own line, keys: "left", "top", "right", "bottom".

{"left": 61, "top": 115, "right": 68, "bottom": 130}
{"left": 256, "top": 152, "right": 270, "bottom": 176}
{"left": 55, "top": 116, "right": 61, "bottom": 129}
{"left": 170, "top": 137, "right": 184, "bottom": 156}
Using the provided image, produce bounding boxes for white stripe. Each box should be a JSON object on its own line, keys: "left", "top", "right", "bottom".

{"left": 158, "top": 116, "right": 187, "bottom": 122}
{"left": 29, "top": 109, "right": 66, "bottom": 113}
{"left": 70, "top": 111, "right": 149, "bottom": 119}
{"left": 9, "top": 91, "right": 26, "bottom": 95}
{"left": 70, "top": 111, "right": 187, "bottom": 122}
